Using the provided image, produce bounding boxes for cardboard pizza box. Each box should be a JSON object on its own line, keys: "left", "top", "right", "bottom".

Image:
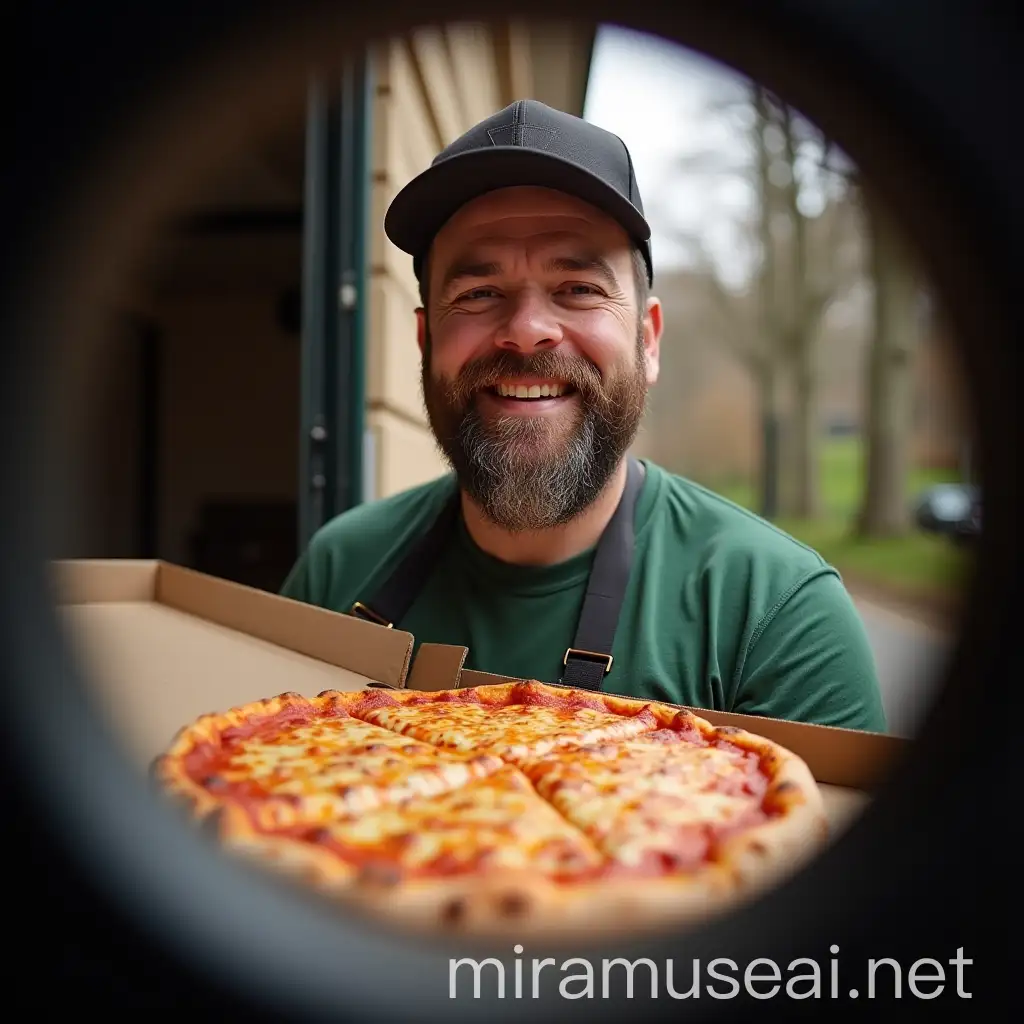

{"left": 52, "top": 559, "right": 910, "bottom": 836}
{"left": 52, "top": 559, "right": 417, "bottom": 768}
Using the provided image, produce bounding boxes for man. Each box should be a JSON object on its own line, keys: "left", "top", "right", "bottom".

{"left": 281, "top": 100, "right": 887, "bottom": 733}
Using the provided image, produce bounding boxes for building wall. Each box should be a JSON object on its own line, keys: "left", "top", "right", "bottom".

{"left": 364, "top": 22, "right": 594, "bottom": 500}
{"left": 364, "top": 28, "right": 504, "bottom": 499}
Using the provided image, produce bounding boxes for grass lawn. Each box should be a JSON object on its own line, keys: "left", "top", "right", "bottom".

{"left": 705, "top": 437, "right": 972, "bottom": 609}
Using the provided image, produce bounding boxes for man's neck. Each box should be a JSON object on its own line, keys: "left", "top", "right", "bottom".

{"left": 459, "top": 459, "right": 629, "bottom": 566}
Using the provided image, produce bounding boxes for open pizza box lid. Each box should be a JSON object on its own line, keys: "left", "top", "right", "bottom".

{"left": 52, "top": 559, "right": 910, "bottom": 836}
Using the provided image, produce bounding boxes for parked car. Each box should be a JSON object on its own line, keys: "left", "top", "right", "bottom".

{"left": 913, "top": 482, "right": 981, "bottom": 543}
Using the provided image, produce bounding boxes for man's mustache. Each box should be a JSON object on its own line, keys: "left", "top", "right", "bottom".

{"left": 443, "top": 350, "right": 604, "bottom": 405}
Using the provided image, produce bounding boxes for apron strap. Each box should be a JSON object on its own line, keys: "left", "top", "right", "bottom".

{"left": 350, "top": 459, "right": 645, "bottom": 692}
{"left": 559, "top": 456, "right": 645, "bottom": 691}
{"left": 349, "top": 481, "right": 462, "bottom": 629}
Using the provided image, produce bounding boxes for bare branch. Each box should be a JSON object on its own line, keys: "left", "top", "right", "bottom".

{"left": 753, "top": 83, "right": 781, "bottom": 348}
{"left": 803, "top": 194, "right": 865, "bottom": 326}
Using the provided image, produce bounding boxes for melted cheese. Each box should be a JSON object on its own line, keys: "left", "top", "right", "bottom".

{"left": 221, "top": 717, "right": 501, "bottom": 817}
{"left": 523, "top": 738, "right": 767, "bottom": 868}
{"left": 226, "top": 719, "right": 427, "bottom": 780}
{"left": 357, "top": 701, "right": 654, "bottom": 761}
{"left": 191, "top": 693, "right": 776, "bottom": 884}
{"left": 321, "top": 768, "right": 603, "bottom": 876}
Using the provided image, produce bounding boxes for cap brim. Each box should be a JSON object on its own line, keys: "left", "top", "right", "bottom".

{"left": 383, "top": 146, "right": 651, "bottom": 262}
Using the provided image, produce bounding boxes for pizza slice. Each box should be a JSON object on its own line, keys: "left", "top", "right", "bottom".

{"left": 517, "top": 714, "right": 813, "bottom": 876}
{"left": 214, "top": 765, "right": 608, "bottom": 933}
{"left": 345, "top": 680, "right": 659, "bottom": 763}
{"left": 152, "top": 690, "right": 504, "bottom": 828}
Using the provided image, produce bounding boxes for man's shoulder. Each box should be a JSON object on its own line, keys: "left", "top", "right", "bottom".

{"left": 310, "top": 473, "right": 457, "bottom": 555}
{"left": 646, "top": 461, "right": 831, "bottom": 577}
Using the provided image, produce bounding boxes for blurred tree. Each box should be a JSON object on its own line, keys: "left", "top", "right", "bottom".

{"left": 856, "top": 187, "right": 921, "bottom": 536}
{"left": 753, "top": 84, "right": 784, "bottom": 519}
{"left": 658, "top": 82, "right": 862, "bottom": 519}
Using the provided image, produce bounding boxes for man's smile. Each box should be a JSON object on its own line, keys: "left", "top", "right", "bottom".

{"left": 476, "top": 377, "right": 580, "bottom": 417}
{"left": 492, "top": 377, "right": 571, "bottom": 399}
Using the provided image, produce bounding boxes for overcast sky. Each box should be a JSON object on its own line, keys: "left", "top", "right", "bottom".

{"left": 583, "top": 26, "right": 752, "bottom": 278}
{"left": 583, "top": 24, "right": 839, "bottom": 289}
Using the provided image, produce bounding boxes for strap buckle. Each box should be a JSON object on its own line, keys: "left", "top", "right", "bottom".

{"left": 350, "top": 601, "right": 394, "bottom": 629}
{"left": 562, "top": 647, "right": 613, "bottom": 674}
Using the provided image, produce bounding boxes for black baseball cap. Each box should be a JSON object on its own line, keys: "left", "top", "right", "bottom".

{"left": 383, "top": 99, "right": 654, "bottom": 288}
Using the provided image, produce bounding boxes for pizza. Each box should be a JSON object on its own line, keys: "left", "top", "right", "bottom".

{"left": 152, "top": 680, "right": 828, "bottom": 939}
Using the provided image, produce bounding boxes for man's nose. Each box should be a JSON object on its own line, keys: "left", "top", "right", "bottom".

{"left": 496, "top": 290, "right": 563, "bottom": 354}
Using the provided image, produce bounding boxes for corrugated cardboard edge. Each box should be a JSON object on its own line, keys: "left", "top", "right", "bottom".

{"left": 417, "top": 657, "right": 908, "bottom": 791}
{"left": 51, "top": 559, "right": 416, "bottom": 690}
{"left": 154, "top": 563, "right": 415, "bottom": 689}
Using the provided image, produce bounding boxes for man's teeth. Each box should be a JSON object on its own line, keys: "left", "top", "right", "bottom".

{"left": 495, "top": 382, "right": 566, "bottom": 399}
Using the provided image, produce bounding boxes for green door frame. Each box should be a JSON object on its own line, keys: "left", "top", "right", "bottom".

{"left": 298, "top": 52, "right": 372, "bottom": 553}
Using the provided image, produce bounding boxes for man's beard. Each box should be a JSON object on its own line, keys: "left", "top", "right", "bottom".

{"left": 421, "top": 325, "right": 648, "bottom": 533}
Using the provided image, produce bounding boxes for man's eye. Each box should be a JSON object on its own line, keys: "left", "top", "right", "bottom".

{"left": 460, "top": 287, "right": 498, "bottom": 301}
{"left": 561, "top": 283, "right": 601, "bottom": 296}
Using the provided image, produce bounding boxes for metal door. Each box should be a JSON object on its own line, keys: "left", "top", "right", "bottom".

{"left": 297, "top": 53, "right": 372, "bottom": 552}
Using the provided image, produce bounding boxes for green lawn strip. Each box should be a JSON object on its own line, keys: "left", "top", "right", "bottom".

{"left": 692, "top": 437, "right": 970, "bottom": 606}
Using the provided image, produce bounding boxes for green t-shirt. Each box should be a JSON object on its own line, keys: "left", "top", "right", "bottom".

{"left": 280, "top": 460, "right": 887, "bottom": 733}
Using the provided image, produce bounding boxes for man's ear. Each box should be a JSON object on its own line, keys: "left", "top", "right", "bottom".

{"left": 642, "top": 296, "right": 663, "bottom": 386}
{"left": 415, "top": 307, "right": 427, "bottom": 357}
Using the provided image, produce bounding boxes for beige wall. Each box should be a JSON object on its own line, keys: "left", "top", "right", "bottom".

{"left": 364, "top": 22, "right": 595, "bottom": 500}
{"left": 364, "top": 29, "right": 505, "bottom": 500}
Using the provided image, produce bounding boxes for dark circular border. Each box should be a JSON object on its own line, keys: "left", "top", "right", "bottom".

{"left": 3, "top": 1, "right": 1011, "bottom": 1019}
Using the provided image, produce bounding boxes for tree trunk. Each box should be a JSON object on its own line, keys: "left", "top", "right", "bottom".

{"left": 857, "top": 190, "right": 918, "bottom": 536}
{"left": 758, "top": 361, "right": 782, "bottom": 519}
{"left": 780, "top": 104, "right": 821, "bottom": 520}
{"left": 794, "top": 358, "right": 821, "bottom": 518}
{"left": 753, "top": 83, "right": 789, "bottom": 519}
{"left": 776, "top": 416, "right": 807, "bottom": 519}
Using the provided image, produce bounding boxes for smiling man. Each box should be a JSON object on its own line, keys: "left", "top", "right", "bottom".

{"left": 281, "top": 100, "right": 886, "bottom": 732}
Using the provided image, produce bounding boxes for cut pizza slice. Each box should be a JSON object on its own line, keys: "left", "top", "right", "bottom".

{"left": 152, "top": 690, "right": 505, "bottom": 828}
{"left": 345, "top": 680, "right": 659, "bottom": 763}
{"left": 216, "top": 765, "right": 608, "bottom": 929}
{"left": 517, "top": 723, "right": 777, "bottom": 874}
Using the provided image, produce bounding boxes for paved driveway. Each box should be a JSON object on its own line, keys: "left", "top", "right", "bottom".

{"left": 853, "top": 597, "right": 954, "bottom": 737}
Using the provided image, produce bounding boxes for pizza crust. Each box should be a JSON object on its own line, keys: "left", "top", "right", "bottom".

{"left": 155, "top": 682, "right": 831, "bottom": 940}
{"left": 210, "top": 818, "right": 822, "bottom": 942}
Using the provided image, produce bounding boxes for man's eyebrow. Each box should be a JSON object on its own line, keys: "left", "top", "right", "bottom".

{"left": 440, "top": 260, "right": 502, "bottom": 293}
{"left": 544, "top": 255, "right": 620, "bottom": 290}
{"left": 439, "top": 253, "right": 622, "bottom": 293}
